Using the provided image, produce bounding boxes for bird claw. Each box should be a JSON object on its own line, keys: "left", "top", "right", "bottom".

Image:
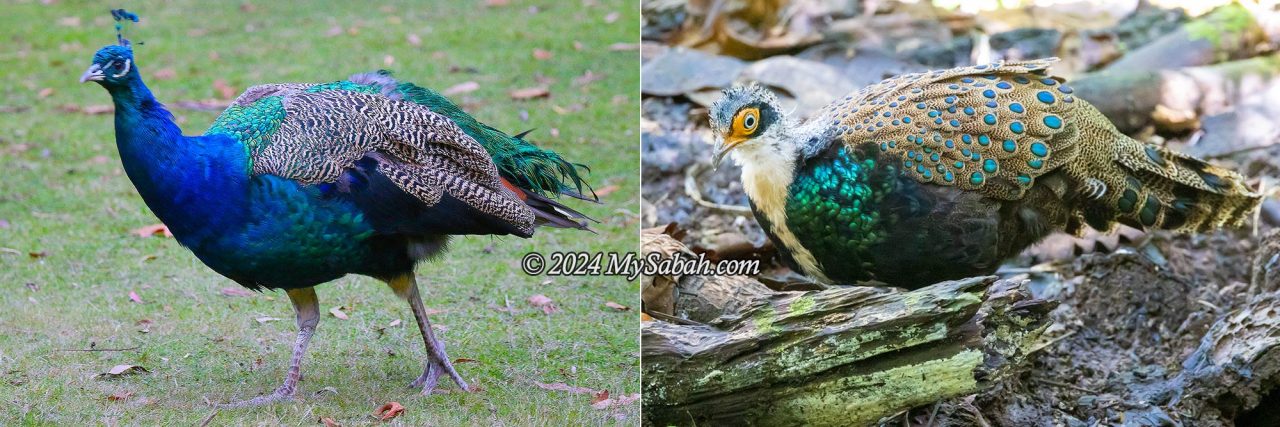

{"left": 213, "top": 388, "right": 297, "bottom": 408}
{"left": 409, "top": 359, "right": 468, "bottom": 395}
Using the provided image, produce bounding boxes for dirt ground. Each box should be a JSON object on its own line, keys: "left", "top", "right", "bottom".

{"left": 641, "top": 0, "right": 1280, "bottom": 424}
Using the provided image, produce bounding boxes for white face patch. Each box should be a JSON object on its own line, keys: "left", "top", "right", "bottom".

{"left": 111, "top": 59, "right": 131, "bottom": 78}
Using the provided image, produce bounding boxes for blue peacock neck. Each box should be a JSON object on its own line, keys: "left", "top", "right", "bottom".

{"left": 108, "top": 74, "right": 249, "bottom": 247}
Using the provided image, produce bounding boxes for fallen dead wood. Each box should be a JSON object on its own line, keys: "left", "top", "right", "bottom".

{"left": 1075, "top": 54, "right": 1280, "bottom": 134}
{"left": 1103, "top": 3, "right": 1267, "bottom": 74}
{"left": 640, "top": 231, "right": 1055, "bottom": 426}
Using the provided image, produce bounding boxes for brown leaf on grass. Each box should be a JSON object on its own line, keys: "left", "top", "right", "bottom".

{"left": 220, "top": 287, "right": 254, "bottom": 297}
{"left": 453, "top": 357, "right": 478, "bottom": 364}
{"left": 604, "top": 12, "right": 620, "bottom": 24}
{"left": 152, "top": 68, "right": 177, "bottom": 80}
{"left": 255, "top": 316, "right": 282, "bottom": 324}
{"left": 591, "top": 389, "right": 610, "bottom": 404}
{"left": 533, "top": 381, "right": 598, "bottom": 394}
{"left": 443, "top": 81, "right": 479, "bottom": 96}
{"left": 97, "top": 364, "right": 148, "bottom": 378}
{"left": 325, "top": 25, "right": 343, "bottom": 37}
{"left": 591, "top": 392, "right": 640, "bottom": 409}
{"left": 128, "top": 291, "right": 143, "bottom": 304}
{"left": 132, "top": 224, "right": 172, "bottom": 238}
{"left": 212, "top": 79, "right": 237, "bottom": 100}
{"left": 373, "top": 401, "right": 405, "bottom": 421}
{"left": 571, "top": 71, "right": 604, "bottom": 87}
{"left": 509, "top": 87, "right": 549, "bottom": 100}
{"left": 319, "top": 417, "right": 341, "bottom": 427}
{"left": 106, "top": 390, "right": 134, "bottom": 401}
{"left": 573, "top": 41, "right": 584, "bottom": 51}
{"left": 406, "top": 33, "right": 422, "bottom": 46}
{"left": 604, "top": 301, "right": 630, "bottom": 311}
{"left": 239, "top": 3, "right": 256, "bottom": 12}
{"left": 329, "top": 306, "right": 349, "bottom": 320}
{"left": 595, "top": 184, "right": 621, "bottom": 198}
{"left": 37, "top": 88, "right": 54, "bottom": 99}
{"left": 383, "top": 55, "right": 395, "bottom": 66}
{"left": 533, "top": 48, "right": 553, "bottom": 60}
{"left": 527, "top": 294, "right": 559, "bottom": 314}
{"left": 608, "top": 43, "right": 639, "bottom": 51}
{"left": 28, "top": 250, "right": 48, "bottom": 259}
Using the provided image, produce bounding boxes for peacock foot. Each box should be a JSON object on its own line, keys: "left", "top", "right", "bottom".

{"left": 409, "top": 357, "right": 469, "bottom": 395}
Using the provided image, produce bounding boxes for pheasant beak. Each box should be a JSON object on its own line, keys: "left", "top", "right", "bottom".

{"left": 79, "top": 63, "right": 105, "bottom": 83}
{"left": 712, "top": 135, "right": 747, "bottom": 169}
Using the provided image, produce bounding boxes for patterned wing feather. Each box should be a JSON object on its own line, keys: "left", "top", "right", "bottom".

{"left": 818, "top": 58, "right": 1080, "bottom": 200}
{"left": 206, "top": 84, "right": 534, "bottom": 234}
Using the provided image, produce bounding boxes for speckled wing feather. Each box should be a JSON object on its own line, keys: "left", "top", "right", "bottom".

{"left": 206, "top": 81, "right": 534, "bottom": 234}
{"left": 816, "top": 58, "right": 1077, "bottom": 201}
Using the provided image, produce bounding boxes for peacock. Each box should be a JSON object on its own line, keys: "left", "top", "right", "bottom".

{"left": 710, "top": 58, "right": 1260, "bottom": 289}
{"left": 80, "top": 11, "right": 594, "bottom": 406}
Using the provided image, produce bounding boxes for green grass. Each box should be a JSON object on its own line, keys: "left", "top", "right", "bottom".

{"left": 0, "top": 1, "right": 639, "bottom": 425}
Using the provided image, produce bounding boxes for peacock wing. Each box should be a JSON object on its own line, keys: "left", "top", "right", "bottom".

{"left": 206, "top": 84, "right": 534, "bottom": 234}
{"left": 820, "top": 58, "right": 1081, "bottom": 201}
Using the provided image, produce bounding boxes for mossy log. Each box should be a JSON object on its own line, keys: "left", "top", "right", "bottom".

{"left": 1074, "top": 54, "right": 1280, "bottom": 134}
{"left": 1103, "top": 3, "right": 1266, "bottom": 74}
{"left": 640, "top": 232, "right": 1056, "bottom": 426}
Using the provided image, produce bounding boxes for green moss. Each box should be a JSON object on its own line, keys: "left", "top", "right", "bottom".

{"left": 1185, "top": 3, "right": 1255, "bottom": 48}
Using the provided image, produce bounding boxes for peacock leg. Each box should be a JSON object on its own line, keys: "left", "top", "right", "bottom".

{"left": 217, "top": 287, "right": 320, "bottom": 407}
{"left": 389, "top": 275, "right": 470, "bottom": 394}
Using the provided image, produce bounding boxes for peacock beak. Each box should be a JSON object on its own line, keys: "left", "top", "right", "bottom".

{"left": 712, "top": 135, "right": 746, "bottom": 169}
{"left": 79, "top": 63, "right": 105, "bottom": 83}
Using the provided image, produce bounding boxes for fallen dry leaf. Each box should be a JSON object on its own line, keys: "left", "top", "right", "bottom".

{"left": 97, "top": 364, "right": 148, "bottom": 378}
{"left": 106, "top": 390, "right": 134, "bottom": 401}
{"left": 453, "top": 357, "right": 479, "bottom": 364}
{"left": 132, "top": 224, "right": 172, "bottom": 238}
{"left": 320, "top": 417, "right": 341, "bottom": 427}
{"left": 572, "top": 71, "right": 604, "bottom": 87}
{"left": 28, "top": 250, "right": 47, "bottom": 259}
{"left": 212, "top": 79, "right": 237, "bottom": 100}
{"left": 329, "top": 306, "right": 349, "bottom": 320}
{"left": 443, "top": 81, "right": 479, "bottom": 96}
{"left": 374, "top": 401, "right": 405, "bottom": 421}
{"left": 255, "top": 316, "right": 282, "bottom": 324}
{"left": 604, "top": 301, "right": 630, "bottom": 311}
{"left": 388, "top": 319, "right": 402, "bottom": 327}
{"left": 608, "top": 43, "right": 639, "bottom": 51}
{"left": 128, "top": 291, "right": 143, "bottom": 304}
{"left": 591, "top": 389, "right": 610, "bottom": 404}
{"left": 527, "top": 294, "right": 559, "bottom": 314}
{"left": 533, "top": 48, "right": 553, "bottom": 60}
{"left": 406, "top": 33, "right": 422, "bottom": 46}
{"left": 152, "top": 68, "right": 177, "bottom": 80}
{"left": 595, "top": 184, "right": 621, "bottom": 197}
{"left": 37, "top": 88, "right": 54, "bottom": 99}
{"left": 509, "top": 87, "right": 550, "bottom": 100}
{"left": 533, "top": 381, "right": 598, "bottom": 394}
{"left": 591, "top": 392, "right": 640, "bottom": 409}
{"left": 220, "top": 287, "right": 254, "bottom": 297}
{"left": 383, "top": 55, "right": 395, "bottom": 66}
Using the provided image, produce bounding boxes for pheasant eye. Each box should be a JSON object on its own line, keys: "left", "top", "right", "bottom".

{"left": 734, "top": 107, "right": 762, "bottom": 136}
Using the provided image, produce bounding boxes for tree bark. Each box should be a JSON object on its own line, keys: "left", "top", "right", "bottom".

{"left": 641, "top": 232, "right": 1056, "bottom": 426}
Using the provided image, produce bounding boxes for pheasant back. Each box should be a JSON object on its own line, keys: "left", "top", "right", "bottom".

{"left": 816, "top": 58, "right": 1258, "bottom": 234}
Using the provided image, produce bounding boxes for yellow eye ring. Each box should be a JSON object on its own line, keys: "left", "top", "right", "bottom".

{"left": 733, "top": 107, "right": 761, "bottom": 136}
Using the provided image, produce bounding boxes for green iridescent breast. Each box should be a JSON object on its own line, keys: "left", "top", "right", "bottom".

{"left": 784, "top": 146, "right": 900, "bottom": 281}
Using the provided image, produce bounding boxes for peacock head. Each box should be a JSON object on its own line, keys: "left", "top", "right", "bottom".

{"left": 708, "top": 83, "right": 789, "bottom": 168}
{"left": 79, "top": 45, "right": 137, "bottom": 87}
